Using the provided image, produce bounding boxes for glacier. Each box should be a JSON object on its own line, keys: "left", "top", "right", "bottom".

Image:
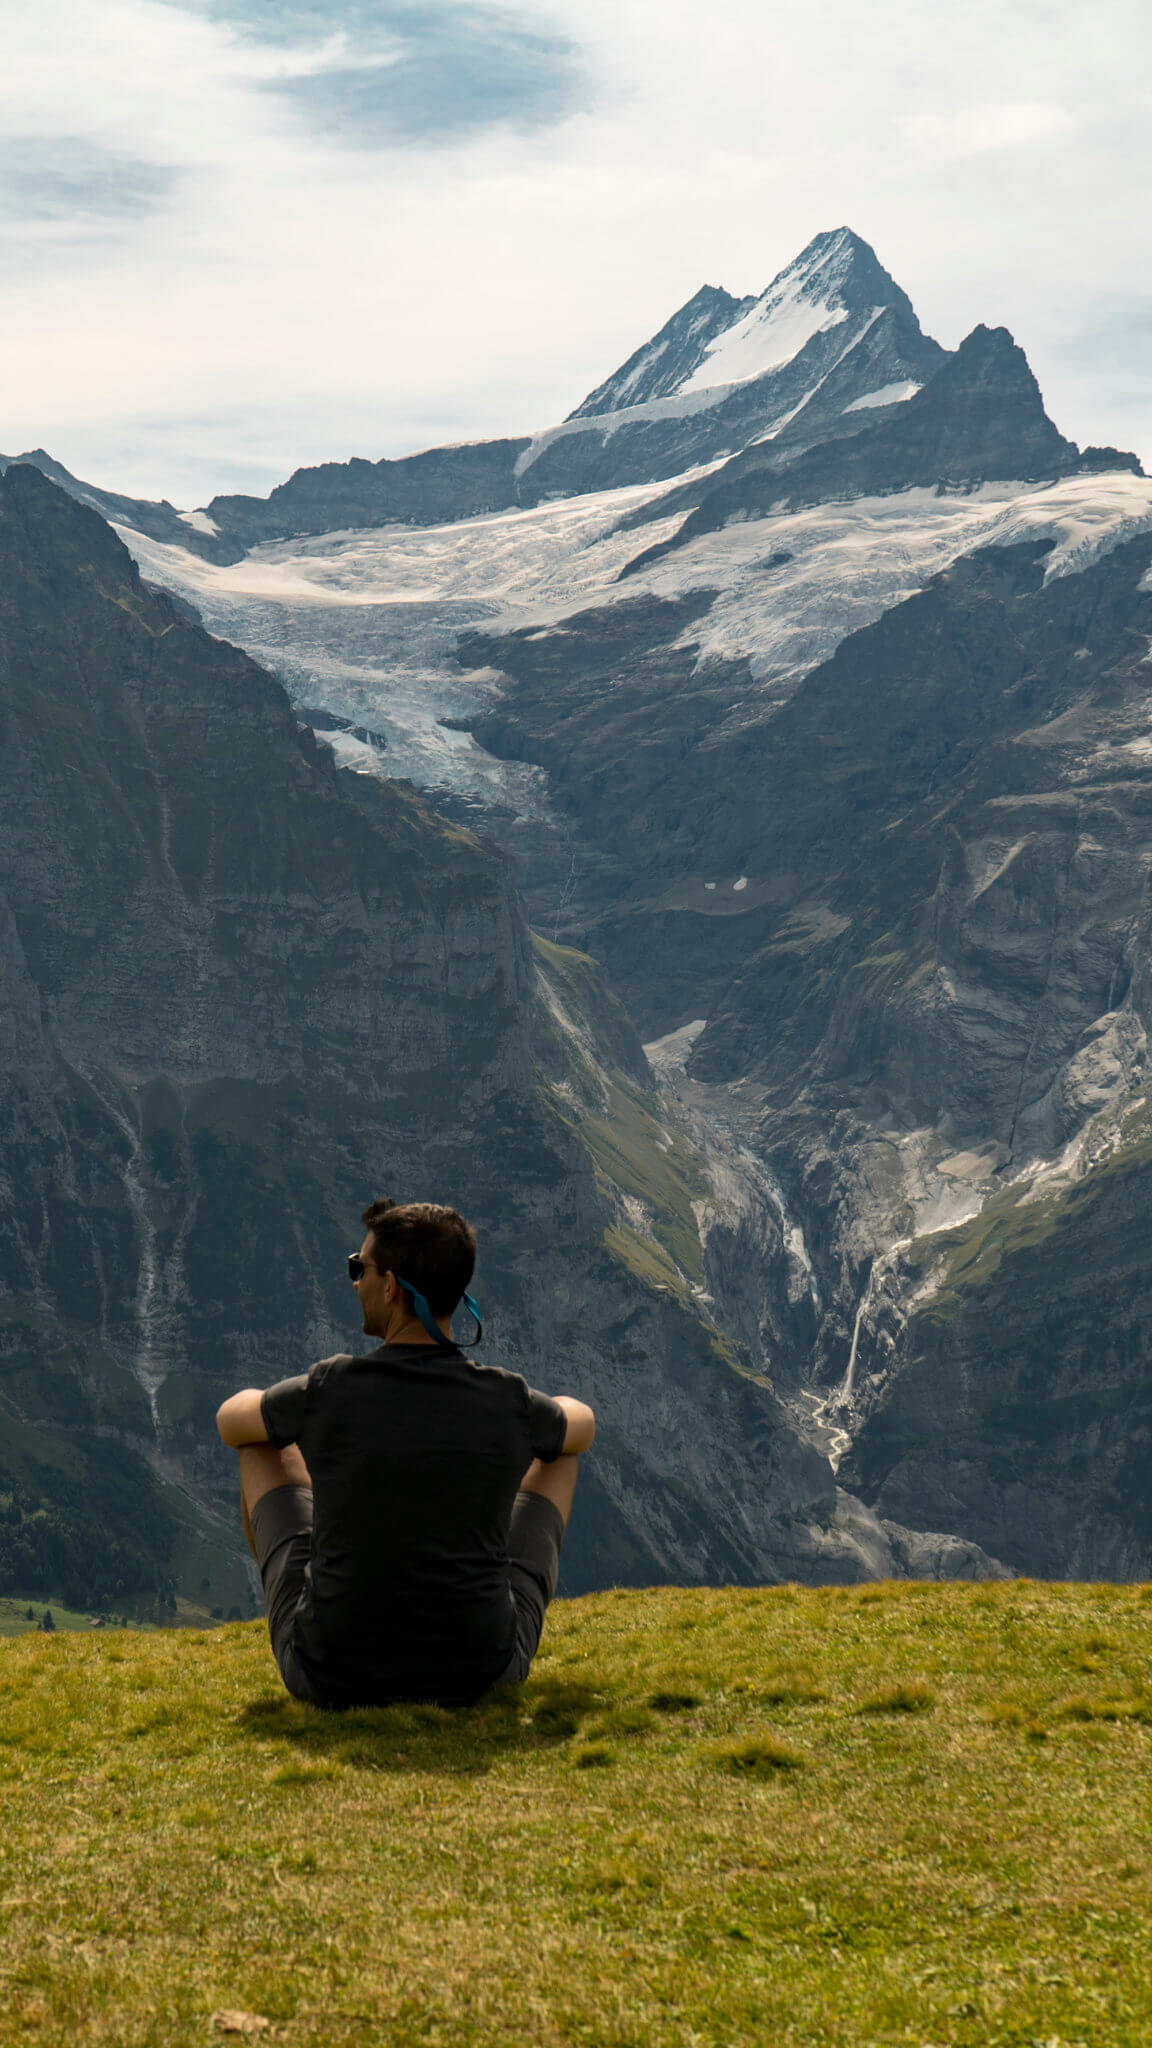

{"left": 120, "top": 469, "right": 1152, "bottom": 813}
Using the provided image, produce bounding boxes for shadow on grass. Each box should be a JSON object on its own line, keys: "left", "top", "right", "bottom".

{"left": 236, "top": 1678, "right": 609, "bottom": 1777}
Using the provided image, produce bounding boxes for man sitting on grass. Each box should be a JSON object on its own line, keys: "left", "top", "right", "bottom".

{"left": 216, "top": 1198, "right": 595, "bottom": 1708}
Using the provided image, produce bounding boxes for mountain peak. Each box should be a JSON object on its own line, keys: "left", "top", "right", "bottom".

{"left": 926, "top": 322, "right": 1071, "bottom": 424}
{"left": 568, "top": 227, "right": 923, "bottom": 422}
{"left": 0, "top": 459, "right": 154, "bottom": 595}
{"left": 780, "top": 224, "right": 880, "bottom": 286}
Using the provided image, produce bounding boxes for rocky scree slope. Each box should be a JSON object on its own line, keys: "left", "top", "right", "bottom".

{"left": 0, "top": 464, "right": 980, "bottom": 1606}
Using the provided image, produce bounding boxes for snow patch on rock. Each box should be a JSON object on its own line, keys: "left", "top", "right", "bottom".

{"left": 678, "top": 285, "right": 849, "bottom": 395}
{"left": 644, "top": 1018, "right": 708, "bottom": 1075}
{"left": 842, "top": 380, "right": 922, "bottom": 412}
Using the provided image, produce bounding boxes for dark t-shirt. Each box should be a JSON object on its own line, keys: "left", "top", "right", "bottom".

{"left": 260, "top": 1343, "right": 568, "bottom": 1706}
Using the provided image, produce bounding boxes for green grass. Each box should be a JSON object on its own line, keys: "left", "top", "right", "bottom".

{"left": 603, "top": 1217, "right": 688, "bottom": 1293}
{"left": 531, "top": 934, "right": 644, "bottom": 1074}
{"left": 3, "top": 1581, "right": 1152, "bottom": 2044}
{"left": 531, "top": 932, "right": 710, "bottom": 1298}
{"left": 584, "top": 1077, "right": 707, "bottom": 1289}
{"left": 928, "top": 1182, "right": 1082, "bottom": 1304}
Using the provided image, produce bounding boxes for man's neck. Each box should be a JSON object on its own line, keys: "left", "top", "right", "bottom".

{"left": 375, "top": 1314, "right": 452, "bottom": 1347}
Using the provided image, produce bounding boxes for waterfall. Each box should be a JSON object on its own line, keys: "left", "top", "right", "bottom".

{"left": 76, "top": 1070, "right": 170, "bottom": 1438}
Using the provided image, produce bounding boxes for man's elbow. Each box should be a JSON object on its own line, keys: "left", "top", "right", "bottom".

{"left": 561, "top": 1397, "right": 596, "bottom": 1455}
{"left": 216, "top": 1391, "right": 264, "bottom": 1448}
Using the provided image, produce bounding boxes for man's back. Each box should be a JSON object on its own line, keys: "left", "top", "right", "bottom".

{"left": 260, "top": 1343, "right": 568, "bottom": 1705}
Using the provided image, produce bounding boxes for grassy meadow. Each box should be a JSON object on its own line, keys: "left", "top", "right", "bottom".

{"left": 1, "top": 1580, "right": 1151, "bottom": 2045}
{"left": 0, "top": 1597, "right": 107, "bottom": 1639}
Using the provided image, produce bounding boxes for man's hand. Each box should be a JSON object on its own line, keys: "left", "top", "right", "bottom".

{"left": 554, "top": 1395, "right": 596, "bottom": 1455}
{"left": 216, "top": 1388, "right": 271, "bottom": 1449}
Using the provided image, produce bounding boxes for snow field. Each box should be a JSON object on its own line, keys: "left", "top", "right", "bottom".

{"left": 678, "top": 282, "right": 847, "bottom": 395}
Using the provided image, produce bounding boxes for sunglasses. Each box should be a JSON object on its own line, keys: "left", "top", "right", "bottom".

{"left": 348, "top": 1254, "right": 369, "bottom": 1281}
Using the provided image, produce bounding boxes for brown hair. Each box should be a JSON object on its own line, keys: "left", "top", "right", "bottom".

{"left": 360, "top": 1198, "right": 477, "bottom": 1316}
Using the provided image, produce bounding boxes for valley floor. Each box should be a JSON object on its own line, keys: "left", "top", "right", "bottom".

{"left": 2, "top": 1585, "right": 1151, "bottom": 2044}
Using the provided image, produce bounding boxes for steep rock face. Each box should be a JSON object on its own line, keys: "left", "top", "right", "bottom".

{"left": 0, "top": 462, "right": 534, "bottom": 1595}
{"left": 527, "top": 936, "right": 1003, "bottom": 1587}
{"left": 694, "top": 537, "right": 1152, "bottom": 1109}
{"left": 841, "top": 1131, "right": 1152, "bottom": 1578}
{"left": 463, "top": 530, "right": 1152, "bottom": 1047}
{"left": 0, "top": 463, "right": 967, "bottom": 1605}
{"left": 717, "top": 534, "right": 1152, "bottom": 1574}
{"left": 209, "top": 439, "right": 532, "bottom": 551}
{"left": 567, "top": 284, "right": 753, "bottom": 417}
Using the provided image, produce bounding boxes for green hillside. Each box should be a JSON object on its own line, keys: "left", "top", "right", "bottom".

{"left": 2, "top": 1582, "right": 1151, "bottom": 2045}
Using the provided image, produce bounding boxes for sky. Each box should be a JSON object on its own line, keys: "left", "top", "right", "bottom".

{"left": 1, "top": 0, "right": 1149, "bottom": 505}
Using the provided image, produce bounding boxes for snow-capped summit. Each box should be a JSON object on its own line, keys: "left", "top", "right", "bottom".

{"left": 509, "top": 229, "right": 943, "bottom": 503}
{"left": 566, "top": 228, "right": 927, "bottom": 420}
{"left": 678, "top": 227, "right": 893, "bottom": 394}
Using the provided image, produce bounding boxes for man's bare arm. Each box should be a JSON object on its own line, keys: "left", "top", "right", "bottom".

{"left": 216, "top": 1389, "right": 271, "bottom": 1449}
{"left": 554, "top": 1395, "right": 596, "bottom": 1455}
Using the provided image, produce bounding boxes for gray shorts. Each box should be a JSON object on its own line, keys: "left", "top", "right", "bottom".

{"left": 248, "top": 1484, "right": 565, "bottom": 1706}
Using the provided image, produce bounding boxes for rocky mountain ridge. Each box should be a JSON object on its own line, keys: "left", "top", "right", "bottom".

{"left": 621, "top": 324, "right": 1137, "bottom": 572}
{"left": 0, "top": 448, "right": 243, "bottom": 566}
{"left": 7, "top": 229, "right": 949, "bottom": 553}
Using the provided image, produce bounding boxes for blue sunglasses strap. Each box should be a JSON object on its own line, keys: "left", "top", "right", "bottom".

{"left": 395, "top": 1276, "right": 483, "bottom": 1348}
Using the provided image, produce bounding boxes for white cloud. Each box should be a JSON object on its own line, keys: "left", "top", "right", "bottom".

{"left": 896, "top": 102, "right": 1079, "bottom": 161}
